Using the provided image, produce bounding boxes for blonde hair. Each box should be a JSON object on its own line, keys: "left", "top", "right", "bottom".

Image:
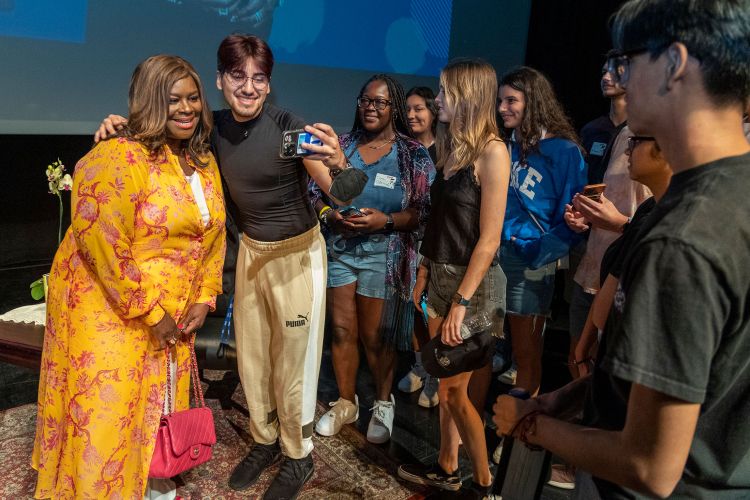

{"left": 124, "top": 55, "right": 213, "bottom": 166}
{"left": 436, "top": 59, "right": 500, "bottom": 171}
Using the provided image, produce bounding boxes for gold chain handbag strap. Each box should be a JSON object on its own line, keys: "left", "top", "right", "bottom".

{"left": 164, "top": 334, "right": 205, "bottom": 414}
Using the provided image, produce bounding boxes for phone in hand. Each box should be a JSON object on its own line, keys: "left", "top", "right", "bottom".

{"left": 581, "top": 183, "right": 606, "bottom": 201}
{"left": 280, "top": 129, "right": 323, "bottom": 159}
{"left": 338, "top": 205, "right": 365, "bottom": 218}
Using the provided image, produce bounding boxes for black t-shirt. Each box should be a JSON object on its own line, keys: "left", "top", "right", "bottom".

{"left": 587, "top": 152, "right": 750, "bottom": 499}
{"left": 212, "top": 105, "right": 317, "bottom": 242}
{"left": 580, "top": 115, "right": 619, "bottom": 185}
{"left": 598, "top": 197, "right": 656, "bottom": 286}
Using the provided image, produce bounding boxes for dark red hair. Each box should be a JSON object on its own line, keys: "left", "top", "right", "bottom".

{"left": 217, "top": 34, "right": 274, "bottom": 77}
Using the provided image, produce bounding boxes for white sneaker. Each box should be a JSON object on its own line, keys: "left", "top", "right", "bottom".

{"left": 548, "top": 464, "right": 576, "bottom": 489}
{"left": 492, "top": 354, "right": 506, "bottom": 373}
{"left": 397, "top": 364, "right": 426, "bottom": 393}
{"left": 418, "top": 375, "right": 439, "bottom": 408}
{"left": 315, "top": 396, "right": 358, "bottom": 436}
{"left": 492, "top": 439, "right": 503, "bottom": 464}
{"left": 498, "top": 366, "right": 517, "bottom": 385}
{"left": 367, "top": 394, "right": 395, "bottom": 444}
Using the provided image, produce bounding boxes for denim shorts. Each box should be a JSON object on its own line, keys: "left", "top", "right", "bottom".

{"left": 426, "top": 262, "right": 506, "bottom": 337}
{"left": 500, "top": 244, "right": 556, "bottom": 316}
{"left": 326, "top": 234, "right": 388, "bottom": 299}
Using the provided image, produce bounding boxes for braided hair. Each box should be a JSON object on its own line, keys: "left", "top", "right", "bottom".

{"left": 351, "top": 74, "right": 411, "bottom": 137}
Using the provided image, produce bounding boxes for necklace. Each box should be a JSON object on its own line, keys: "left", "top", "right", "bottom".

{"left": 366, "top": 136, "right": 396, "bottom": 150}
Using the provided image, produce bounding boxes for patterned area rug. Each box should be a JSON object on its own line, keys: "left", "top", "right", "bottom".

{"left": 0, "top": 370, "right": 426, "bottom": 499}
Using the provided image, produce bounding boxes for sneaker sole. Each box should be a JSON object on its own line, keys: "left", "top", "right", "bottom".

{"left": 397, "top": 467, "right": 461, "bottom": 492}
{"left": 229, "top": 453, "right": 281, "bottom": 491}
{"left": 366, "top": 432, "right": 391, "bottom": 444}
{"left": 547, "top": 480, "right": 576, "bottom": 490}
{"left": 314, "top": 410, "right": 359, "bottom": 437}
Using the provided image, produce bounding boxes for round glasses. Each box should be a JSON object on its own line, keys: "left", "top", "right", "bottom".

{"left": 357, "top": 97, "right": 392, "bottom": 111}
{"left": 224, "top": 70, "right": 269, "bottom": 90}
{"left": 606, "top": 44, "right": 669, "bottom": 85}
{"left": 627, "top": 135, "right": 656, "bottom": 155}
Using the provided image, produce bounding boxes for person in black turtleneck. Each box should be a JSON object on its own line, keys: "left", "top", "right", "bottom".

{"left": 95, "top": 34, "right": 354, "bottom": 499}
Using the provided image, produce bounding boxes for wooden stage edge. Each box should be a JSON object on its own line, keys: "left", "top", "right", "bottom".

{"left": 0, "top": 320, "right": 44, "bottom": 371}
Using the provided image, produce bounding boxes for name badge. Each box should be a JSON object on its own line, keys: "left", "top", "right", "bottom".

{"left": 589, "top": 142, "right": 607, "bottom": 156}
{"left": 374, "top": 173, "right": 397, "bottom": 189}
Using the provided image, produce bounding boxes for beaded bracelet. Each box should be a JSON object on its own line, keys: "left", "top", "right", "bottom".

{"left": 508, "top": 409, "right": 545, "bottom": 450}
{"left": 568, "top": 357, "right": 594, "bottom": 367}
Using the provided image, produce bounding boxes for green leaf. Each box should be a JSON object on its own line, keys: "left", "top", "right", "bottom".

{"left": 30, "top": 278, "right": 45, "bottom": 301}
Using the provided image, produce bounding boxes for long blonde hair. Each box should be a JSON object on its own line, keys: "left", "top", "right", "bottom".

{"left": 436, "top": 59, "right": 499, "bottom": 171}
{"left": 124, "top": 55, "right": 213, "bottom": 166}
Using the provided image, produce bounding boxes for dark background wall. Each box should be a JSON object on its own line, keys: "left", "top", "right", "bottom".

{"left": 525, "top": 0, "right": 626, "bottom": 130}
{"left": 0, "top": 0, "right": 624, "bottom": 311}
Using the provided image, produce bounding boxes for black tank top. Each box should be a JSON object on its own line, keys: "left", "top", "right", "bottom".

{"left": 421, "top": 165, "right": 486, "bottom": 265}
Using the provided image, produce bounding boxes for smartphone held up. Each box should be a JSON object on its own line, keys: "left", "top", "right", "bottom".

{"left": 280, "top": 129, "right": 323, "bottom": 159}
{"left": 581, "top": 183, "right": 606, "bottom": 201}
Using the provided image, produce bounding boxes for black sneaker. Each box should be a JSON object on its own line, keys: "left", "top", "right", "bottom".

{"left": 228, "top": 441, "right": 282, "bottom": 491}
{"left": 262, "top": 454, "right": 314, "bottom": 500}
{"left": 397, "top": 462, "right": 461, "bottom": 491}
{"left": 455, "top": 481, "right": 493, "bottom": 499}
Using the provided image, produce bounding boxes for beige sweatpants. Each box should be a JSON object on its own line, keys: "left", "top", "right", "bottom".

{"left": 234, "top": 225, "right": 327, "bottom": 459}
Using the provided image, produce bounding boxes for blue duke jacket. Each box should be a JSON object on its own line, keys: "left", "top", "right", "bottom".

{"left": 502, "top": 137, "right": 587, "bottom": 268}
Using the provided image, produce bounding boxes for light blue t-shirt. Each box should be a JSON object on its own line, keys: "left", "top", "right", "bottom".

{"left": 329, "top": 143, "right": 404, "bottom": 255}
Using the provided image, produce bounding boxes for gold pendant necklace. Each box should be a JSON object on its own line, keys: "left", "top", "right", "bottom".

{"left": 366, "top": 136, "right": 396, "bottom": 150}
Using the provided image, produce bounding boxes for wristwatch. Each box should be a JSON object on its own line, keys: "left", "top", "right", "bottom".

{"left": 384, "top": 213, "right": 394, "bottom": 231}
{"left": 452, "top": 292, "right": 470, "bottom": 307}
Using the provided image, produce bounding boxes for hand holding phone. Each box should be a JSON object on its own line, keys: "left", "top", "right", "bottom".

{"left": 280, "top": 129, "right": 323, "bottom": 159}
{"left": 581, "top": 183, "right": 606, "bottom": 201}
{"left": 338, "top": 205, "right": 365, "bottom": 218}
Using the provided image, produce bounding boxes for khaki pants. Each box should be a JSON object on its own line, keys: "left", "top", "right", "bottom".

{"left": 234, "top": 225, "right": 327, "bottom": 459}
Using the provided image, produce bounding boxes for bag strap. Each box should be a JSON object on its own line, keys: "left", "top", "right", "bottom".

{"left": 508, "top": 138, "right": 546, "bottom": 236}
{"left": 512, "top": 182, "right": 546, "bottom": 235}
{"left": 165, "top": 334, "right": 206, "bottom": 414}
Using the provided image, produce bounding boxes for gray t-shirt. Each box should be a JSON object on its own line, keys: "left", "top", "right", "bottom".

{"left": 591, "top": 152, "right": 750, "bottom": 499}
{"left": 212, "top": 105, "right": 316, "bottom": 242}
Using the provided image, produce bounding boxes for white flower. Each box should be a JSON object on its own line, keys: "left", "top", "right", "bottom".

{"left": 59, "top": 174, "right": 73, "bottom": 191}
{"left": 46, "top": 159, "right": 67, "bottom": 195}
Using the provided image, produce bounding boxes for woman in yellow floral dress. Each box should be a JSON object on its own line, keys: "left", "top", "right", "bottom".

{"left": 31, "top": 55, "right": 226, "bottom": 499}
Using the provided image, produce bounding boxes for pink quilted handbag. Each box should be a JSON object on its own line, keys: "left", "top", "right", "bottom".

{"left": 149, "top": 335, "right": 216, "bottom": 478}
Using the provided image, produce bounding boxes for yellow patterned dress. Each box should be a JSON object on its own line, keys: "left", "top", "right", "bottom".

{"left": 31, "top": 137, "right": 226, "bottom": 499}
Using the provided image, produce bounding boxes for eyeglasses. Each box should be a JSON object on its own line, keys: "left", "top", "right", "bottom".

{"left": 224, "top": 70, "right": 270, "bottom": 90}
{"left": 357, "top": 97, "right": 392, "bottom": 111}
{"left": 606, "top": 46, "right": 654, "bottom": 85}
{"left": 626, "top": 135, "right": 656, "bottom": 155}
